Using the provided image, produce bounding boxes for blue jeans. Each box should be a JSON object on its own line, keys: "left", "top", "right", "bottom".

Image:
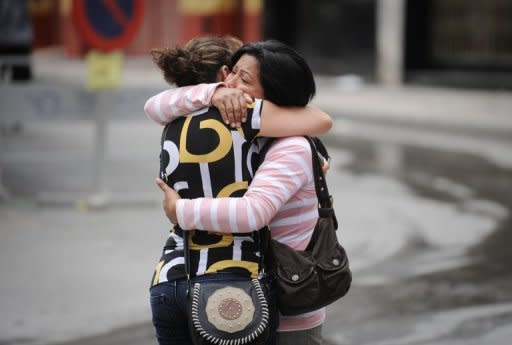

{"left": 150, "top": 273, "right": 278, "bottom": 345}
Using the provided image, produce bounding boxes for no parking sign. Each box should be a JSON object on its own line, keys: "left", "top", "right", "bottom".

{"left": 72, "top": 0, "right": 144, "bottom": 89}
{"left": 72, "top": 0, "right": 144, "bottom": 51}
{"left": 71, "top": 0, "right": 145, "bottom": 199}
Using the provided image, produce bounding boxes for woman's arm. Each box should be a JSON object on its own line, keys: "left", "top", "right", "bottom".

{"left": 157, "top": 138, "right": 315, "bottom": 232}
{"left": 143, "top": 83, "right": 223, "bottom": 125}
{"left": 211, "top": 91, "right": 332, "bottom": 135}
{"left": 145, "top": 84, "right": 332, "bottom": 136}
{"left": 259, "top": 103, "right": 332, "bottom": 137}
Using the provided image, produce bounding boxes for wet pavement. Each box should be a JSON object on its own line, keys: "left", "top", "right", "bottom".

{"left": 321, "top": 135, "right": 512, "bottom": 345}
{"left": 1, "top": 116, "right": 511, "bottom": 345}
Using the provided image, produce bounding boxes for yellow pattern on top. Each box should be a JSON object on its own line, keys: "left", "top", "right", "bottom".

{"left": 180, "top": 117, "right": 232, "bottom": 163}
{"left": 205, "top": 260, "right": 259, "bottom": 278}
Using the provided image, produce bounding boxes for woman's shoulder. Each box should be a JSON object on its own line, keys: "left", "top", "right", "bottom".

{"left": 265, "top": 137, "right": 313, "bottom": 169}
{"left": 272, "top": 136, "right": 312, "bottom": 153}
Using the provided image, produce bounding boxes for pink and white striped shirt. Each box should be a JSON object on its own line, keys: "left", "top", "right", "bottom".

{"left": 175, "top": 136, "right": 326, "bottom": 332}
{"left": 144, "top": 82, "right": 223, "bottom": 125}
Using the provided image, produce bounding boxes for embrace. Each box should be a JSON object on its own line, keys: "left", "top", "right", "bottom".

{"left": 144, "top": 36, "right": 351, "bottom": 345}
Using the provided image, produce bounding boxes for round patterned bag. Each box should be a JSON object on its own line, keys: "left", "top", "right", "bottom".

{"left": 188, "top": 279, "right": 270, "bottom": 345}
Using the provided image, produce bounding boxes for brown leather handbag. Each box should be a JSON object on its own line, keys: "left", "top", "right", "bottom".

{"left": 261, "top": 137, "right": 352, "bottom": 316}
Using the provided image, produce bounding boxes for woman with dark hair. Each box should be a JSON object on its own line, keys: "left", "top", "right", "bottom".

{"left": 228, "top": 40, "right": 315, "bottom": 107}
{"left": 155, "top": 40, "right": 330, "bottom": 345}
{"left": 146, "top": 38, "right": 331, "bottom": 345}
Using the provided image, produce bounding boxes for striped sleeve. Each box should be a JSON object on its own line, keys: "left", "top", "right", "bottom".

{"left": 176, "top": 137, "right": 314, "bottom": 232}
{"left": 143, "top": 83, "right": 224, "bottom": 125}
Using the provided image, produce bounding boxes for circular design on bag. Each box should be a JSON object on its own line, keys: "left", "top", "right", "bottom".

{"left": 206, "top": 286, "right": 255, "bottom": 333}
{"left": 332, "top": 258, "right": 340, "bottom": 266}
{"left": 218, "top": 298, "right": 242, "bottom": 320}
{"left": 292, "top": 274, "right": 300, "bottom": 281}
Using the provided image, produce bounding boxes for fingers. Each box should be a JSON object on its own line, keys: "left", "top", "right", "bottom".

{"left": 231, "top": 94, "right": 246, "bottom": 128}
{"left": 156, "top": 178, "right": 179, "bottom": 223}
{"left": 241, "top": 93, "right": 251, "bottom": 123}
{"left": 213, "top": 89, "right": 235, "bottom": 126}
{"left": 322, "top": 161, "right": 330, "bottom": 174}
{"left": 223, "top": 98, "right": 236, "bottom": 127}
{"left": 238, "top": 93, "right": 249, "bottom": 124}
{"left": 156, "top": 177, "right": 171, "bottom": 192}
{"left": 215, "top": 101, "right": 228, "bottom": 125}
{"left": 243, "top": 92, "right": 252, "bottom": 103}
{"left": 156, "top": 178, "right": 181, "bottom": 199}
{"left": 212, "top": 88, "right": 249, "bottom": 128}
{"left": 225, "top": 93, "right": 248, "bottom": 128}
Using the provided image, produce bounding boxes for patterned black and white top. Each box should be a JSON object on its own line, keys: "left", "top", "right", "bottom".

{"left": 151, "top": 100, "right": 266, "bottom": 287}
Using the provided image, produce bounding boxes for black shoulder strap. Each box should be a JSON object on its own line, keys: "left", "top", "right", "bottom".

{"left": 257, "top": 136, "right": 337, "bottom": 229}
{"left": 256, "top": 138, "right": 276, "bottom": 169}
{"left": 305, "top": 137, "right": 331, "bottom": 208}
{"left": 305, "top": 136, "right": 338, "bottom": 229}
{"left": 310, "top": 136, "right": 330, "bottom": 162}
{"left": 258, "top": 137, "right": 330, "bottom": 206}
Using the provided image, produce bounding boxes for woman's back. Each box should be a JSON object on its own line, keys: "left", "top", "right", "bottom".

{"left": 152, "top": 101, "right": 265, "bottom": 286}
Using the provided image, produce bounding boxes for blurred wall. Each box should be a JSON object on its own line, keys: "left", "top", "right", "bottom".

{"left": 24, "top": 0, "right": 512, "bottom": 88}
{"left": 263, "top": 0, "right": 512, "bottom": 88}
{"left": 405, "top": 0, "right": 512, "bottom": 88}
{"left": 28, "top": 0, "right": 262, "bottom": 57}
{"left": 264, "top": 0, "right": 376, "bottom": 78}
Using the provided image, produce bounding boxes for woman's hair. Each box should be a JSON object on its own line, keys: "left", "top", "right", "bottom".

{"left": 230, "top": 40, "right": 316, "bottom": 107}
{"left": 151, "top": 36, "right": 243, "bottom": 87}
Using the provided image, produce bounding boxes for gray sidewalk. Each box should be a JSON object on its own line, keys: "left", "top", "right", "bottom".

{"left": 314, "top": 77, "right": 512, "bottom": 140}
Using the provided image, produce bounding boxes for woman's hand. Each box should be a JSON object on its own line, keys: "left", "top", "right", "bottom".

{"left": 322, "top": 159, "right": 330, "bottom": 174}
{"left": 155, "top": 178, "right": 181, "bottom": 224}
{"left": 212, "top": 86, "right": 252, "bottom": 128}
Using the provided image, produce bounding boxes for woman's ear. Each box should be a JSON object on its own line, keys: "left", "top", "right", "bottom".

{"left": 217, "top": 65, "right": 230, "bottom": 81}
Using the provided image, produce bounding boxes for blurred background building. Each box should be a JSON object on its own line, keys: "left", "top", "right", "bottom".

{"left": 2, "top": 0, "right": 512, "bottom": 88}
{"left": 267, "top": 0, "right": 512, "bottom": 88}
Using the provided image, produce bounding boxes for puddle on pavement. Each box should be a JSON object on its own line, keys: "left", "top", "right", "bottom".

{"left": 322, "top": 136, "right": 512, "bottom": 345}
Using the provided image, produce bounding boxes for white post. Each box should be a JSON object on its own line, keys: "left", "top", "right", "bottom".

{"left": 376, "top": 0, "right": 405, "bottom": 86}
{"left": 87, "top": 91, "right": 110, "bottom": 208}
